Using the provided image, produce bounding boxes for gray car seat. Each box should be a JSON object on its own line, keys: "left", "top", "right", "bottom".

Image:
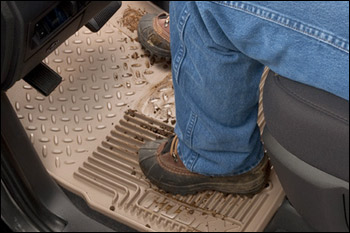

{"left": 262, "top": 70, "right": 349, "bottom": 232}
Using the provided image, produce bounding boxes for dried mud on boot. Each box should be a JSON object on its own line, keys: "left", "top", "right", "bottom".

{"left": 6, "top": 0, "right": 283, "bottom": 229}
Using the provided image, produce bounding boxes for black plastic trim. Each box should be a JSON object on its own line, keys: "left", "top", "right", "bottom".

{"left": 344, "top": 194, "right": 349, "bottom": 229}
{"left": 1, "top": 178, "right": 47, "bottom": 232}
{"left": 262, "top": 127, "right": 349, "bottom": 232}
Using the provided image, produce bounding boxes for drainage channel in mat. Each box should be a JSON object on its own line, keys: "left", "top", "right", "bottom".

{"left": 76, "top": 110, "right": 285, "bottom": 232}
{"left": 6, "top": 1, "right": 284, "bottom": 231}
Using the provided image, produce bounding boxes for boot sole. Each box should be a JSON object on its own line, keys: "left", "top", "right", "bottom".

{"left": 7, "top": 1, "right": 284, "bottom": 229}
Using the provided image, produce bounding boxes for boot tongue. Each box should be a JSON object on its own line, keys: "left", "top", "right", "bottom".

{"left": 161, "top": 135, "right": 175, "bottom": 154}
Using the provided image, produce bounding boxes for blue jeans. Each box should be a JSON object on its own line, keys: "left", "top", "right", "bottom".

{"left": 169, "top": 1, "right": 349, "bottom": 176}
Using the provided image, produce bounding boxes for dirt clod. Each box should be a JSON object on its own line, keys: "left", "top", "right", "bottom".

{"left": 121, "top": 7, "right": 146, "bottom": 33}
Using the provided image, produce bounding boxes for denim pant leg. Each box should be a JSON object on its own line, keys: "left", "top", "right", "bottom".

{"left": 169, "top": 1, "right": 349, "bottom": 176}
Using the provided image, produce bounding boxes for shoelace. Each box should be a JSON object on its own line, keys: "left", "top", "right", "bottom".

{"left": 170, "top": 135, "right": 179, "bottom": 162}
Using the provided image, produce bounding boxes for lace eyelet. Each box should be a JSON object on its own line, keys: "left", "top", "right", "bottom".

{"left": 172, "top": 153, "right": 178, "bottom": 162}
{"left": 164, "top": 18, "right": 170, "bottom": 28}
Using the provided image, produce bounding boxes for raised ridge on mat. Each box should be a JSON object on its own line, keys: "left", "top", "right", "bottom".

{"left": 6, "top": 1, "right": 284, "bottom": 231}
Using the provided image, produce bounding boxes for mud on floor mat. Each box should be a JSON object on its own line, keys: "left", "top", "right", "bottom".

{"left": 7, "top": 1, "right": 284, "bottom": 232}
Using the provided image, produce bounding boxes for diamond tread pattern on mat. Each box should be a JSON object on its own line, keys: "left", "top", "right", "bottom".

{"left": 6, "top": 1, "right": 284, "bottom": 232}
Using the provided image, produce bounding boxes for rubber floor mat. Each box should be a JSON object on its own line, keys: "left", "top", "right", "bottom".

{"left": 6, "top": 1, "right": 285, "bottom": 231}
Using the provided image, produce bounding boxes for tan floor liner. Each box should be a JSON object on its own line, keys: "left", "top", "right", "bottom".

{"left": 6, "top": 1, "right": 285, "bottom": 231}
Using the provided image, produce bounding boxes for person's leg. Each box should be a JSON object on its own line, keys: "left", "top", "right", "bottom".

{"left": 170, "top": 2, "right": 265, "bottom": 176}
{"left": 170, "top": 1, "right": 349, "bottom": 176}
{"left": 138, "top": 1, "right": 348, "bottom": 194}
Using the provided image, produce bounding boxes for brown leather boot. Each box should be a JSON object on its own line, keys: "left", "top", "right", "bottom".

{"left": 139, "top": 135, "right": 270, "bottom": 195}
{"left": 137, "top": 12, "right": 171, "bottom": 59}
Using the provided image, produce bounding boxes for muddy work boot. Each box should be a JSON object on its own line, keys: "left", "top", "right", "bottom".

{"left": 137, "top": 13, "right": 171, "bottom": 59}
{"left": 138, "top": 135, "right": 270, "bottom": 195}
